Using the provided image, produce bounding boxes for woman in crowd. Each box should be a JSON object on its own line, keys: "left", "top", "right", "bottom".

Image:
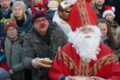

{"left": 97, "top": 19, "right": 117, "bottom": 51}
{"left": 4, "top": 20, "right": 25, "bottom": 80}
{"left": 11, "top": 1, "right": 33, "bottom": 33}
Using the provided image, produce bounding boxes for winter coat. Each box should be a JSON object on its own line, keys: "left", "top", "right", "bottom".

{"left": 4, "top": 36, "right": 25, "bottom": 80}
{"left": 0, "top": 6, "right": 12, "bottom": 19}
{"left": 0, "top": 37, "right": 10, "bottom": 71}
{"left": 22, "top": 22, "right": 67, "bottom": 80}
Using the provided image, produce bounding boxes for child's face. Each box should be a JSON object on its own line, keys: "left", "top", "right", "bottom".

{"left": 105, "top": 14, "right": 114, "bottom": 21}
{"left": 6, "top": 27, "right": 18, "bottom": 40}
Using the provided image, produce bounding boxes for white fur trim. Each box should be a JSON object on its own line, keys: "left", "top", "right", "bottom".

{"left": 103, "top": 10, "right": 115, "bottom": 18}
{"left": 112, "top": 7, "right": 115, "bottom": 12}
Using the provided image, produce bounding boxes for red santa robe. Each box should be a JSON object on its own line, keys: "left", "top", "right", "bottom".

{"left": 49, "top": 43, "right": 120, "bottom": 80}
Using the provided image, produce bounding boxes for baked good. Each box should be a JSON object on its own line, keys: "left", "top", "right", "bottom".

{"left": 39, "top": 58, "right": 53, "bottom": 65}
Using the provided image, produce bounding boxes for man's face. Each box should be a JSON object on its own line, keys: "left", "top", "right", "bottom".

{"left": 95, "top": 0, "right": 105, "bottom": 6}
{"left": 0, "top": 0, "right": 11, "bottom": 9}
{"left": 59, "top": 5, "right": 73, "bottom": 21}
{"left": 13, "top": 6, "right": 25, "bottom": 18}
{"left": 34, "top": 17, "right": 49, "bottom": 34}
{"left": 6, "top": 27, "right": 18, "bottom": 40}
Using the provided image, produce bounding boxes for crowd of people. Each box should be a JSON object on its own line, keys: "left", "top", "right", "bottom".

{"left": 0, "top": 0, "right": 120, "bottom": 80}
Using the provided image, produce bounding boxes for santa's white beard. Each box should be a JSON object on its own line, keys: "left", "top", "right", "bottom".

{"left": 68, "top": 26, "right": 101, "bottom": 62}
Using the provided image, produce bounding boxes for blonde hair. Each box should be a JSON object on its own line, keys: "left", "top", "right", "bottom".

{"left": 11, "top": 1, "right": 27, "bottom": 22}
{"left": 12, "top": 1, "right": 27, "bottom": 11}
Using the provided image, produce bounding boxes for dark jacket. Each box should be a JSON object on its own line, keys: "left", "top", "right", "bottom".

{"left": 0, "top": 6, "right": 12, "bottom": 19}
{"left": 22, "top": 22, "right": 67, "bottom": 80}
{"left": 11, "top": 11, "right": 33, "bottom": 33}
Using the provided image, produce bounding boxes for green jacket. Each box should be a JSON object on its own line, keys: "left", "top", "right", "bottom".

{"left": 4, "top": 36, "right": 24, "bottom": 80}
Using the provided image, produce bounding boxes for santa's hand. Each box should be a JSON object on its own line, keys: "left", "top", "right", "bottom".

{"left": 91, "top": 76, "right": 107, "bottom": 80}
{"left": 31, "top": 58, "right": 40, "bottom": 68}
{"left": 65, "top": 76, "right": 73, "bottom": 80}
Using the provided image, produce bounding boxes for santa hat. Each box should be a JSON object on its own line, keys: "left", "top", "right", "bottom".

{"left": 48, "top": 0, "right": 59, "bottom": 10}
{"left": 4, "top": 20, "right": 18, "bottom": 32}
{"left": 103, "top": 6, "right": 115, "bottom": 18}
{"left": 60, "top": 0, "right": 77, "bottom": 9}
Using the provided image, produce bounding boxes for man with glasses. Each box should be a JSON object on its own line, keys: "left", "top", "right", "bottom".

{"left": 22, "top": 11, "right": 67, "bottom": 80}
{"left": 0, "top": 0, "right": 12, "bottom": 19}
{"left": 52, "top": 0, "right": 75, "bottom": 37}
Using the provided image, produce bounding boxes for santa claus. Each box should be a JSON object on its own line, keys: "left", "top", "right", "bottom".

{"left": 49, "top": 0, "right": 120, "bottom": 80}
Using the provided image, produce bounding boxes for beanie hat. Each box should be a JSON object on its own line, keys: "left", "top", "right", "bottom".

{"left": 12, "top": 1, "right": 27, "bottom": 11}
{"left": 48, "top": 0, "right": 59, "bottom": 10}
{"left": 31, "top": 3, "right": 46, "bottom": 14}
{"left": 31, "top": 2, "right": 48, "bottom": 22}
{"left": 32, "top": 11, "right": 47, "bottom": 22}
{"left": 4, "top": 20, "right": 18, "bottom": 32}
{"left": 102, "top": 5, "right": 115, "bottom": 18}
{"left": 0, "top": 68, "right": 10, "bottom": 80}
{"left": 60, "top": 0, "right": 77, "bottom": 9}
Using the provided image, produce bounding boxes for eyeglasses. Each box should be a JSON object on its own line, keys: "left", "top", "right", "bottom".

{"left": 34, "top": 18, "right": 47, "bottom": 24}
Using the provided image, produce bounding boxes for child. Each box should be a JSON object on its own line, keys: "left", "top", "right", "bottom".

{"left": 103, "top": 5, "right": 119, "bottom": 36}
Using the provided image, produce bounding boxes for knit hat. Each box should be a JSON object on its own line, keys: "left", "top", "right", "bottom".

{"left": 31, "top": 3, "right": 46, "bottom": 14}
{"left": 31, "top": 2, "right": 48, "bottom": 22}
{"left": 103, "top": 5, "right": 115, "bottom": 18}
{"left": 4, "top": 20, "right": 18, "bottom": 32}
{"left": 60, "top": 0, "right": 77, "bottom": 9}
{"left": 12, "top": 1, "right": 27, "bottom": 11}
{"left": 48, "top": 0, "right": 59, "bottom": 10}
{"left": 0, "top": 68, "right": 10, "bottom": 80}
{"left": 32, "top": 11, "right": 47, "bottom": 22}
